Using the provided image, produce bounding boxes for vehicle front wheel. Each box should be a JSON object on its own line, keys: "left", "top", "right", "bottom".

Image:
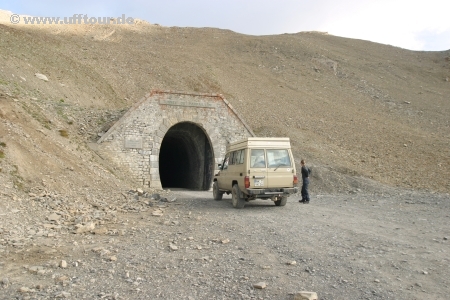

{"left": 232, "top": 184, "right": 245, "bottom": 209}
{"left": 213, "top": 181, "right": 223, "bottom": 200}
{"left": 275, "top": 196, "right": 288, "bottom": 206}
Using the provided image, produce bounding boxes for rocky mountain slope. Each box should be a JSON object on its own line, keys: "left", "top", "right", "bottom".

{"left": 0, "top": 10, "right": 449, "bottom": 197}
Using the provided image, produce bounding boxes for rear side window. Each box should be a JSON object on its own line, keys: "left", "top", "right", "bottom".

{"left": 250, "top": 149, "right": 266, "bottom": 168}
{"left": 238, "top": 149, "right": 245, "bottom": 164}
{"left": 229, "top": 149, "right": 245, "bottom": 165}
{"left": 267, "top": 149, "right": 291, "bottom": 168}
{"left": 229, "top": 151, "right": 236, "bottom": 165}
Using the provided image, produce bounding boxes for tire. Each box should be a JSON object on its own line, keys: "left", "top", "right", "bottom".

{"left": 213, "top": 181, "right": 223, "bottom": 200}
{"left": 232, "top": 184, "right": 245, "bottom": 209}
{"left": 275, "top": 196, "right": 288, "bottom": 206}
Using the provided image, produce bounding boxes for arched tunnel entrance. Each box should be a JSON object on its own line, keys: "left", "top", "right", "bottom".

{"left": 159, "top": 122, "right": 214, "bottom": 190}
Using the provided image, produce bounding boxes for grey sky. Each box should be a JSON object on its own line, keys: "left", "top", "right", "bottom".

{"left": 1, "top": 0, "right": 449, "bottom": 51}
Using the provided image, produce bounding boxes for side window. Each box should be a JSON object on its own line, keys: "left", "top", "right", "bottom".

{"left": 233, "top": 150, "right": 239, "bottom": 165}
{"left": 230, "top": 150, "right": 244, "bottom": 165}
{"left": 267, "top": 149, "right": 291, "bottom": 168}
{"left": 233, "top": 149, "right": 242, "bottom": 165}
{"left": 229, "top": 151, "right": 235, "bottom": 165}
{"left": 250, "top": 149, "right": 266, "bottom": 168}
{"left": 238, "top": 149, "right": 245, "bottom": 164}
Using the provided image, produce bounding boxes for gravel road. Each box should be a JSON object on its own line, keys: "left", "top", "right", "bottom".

{"left": 1, "top": 188, "right": 449, "bottom": 300}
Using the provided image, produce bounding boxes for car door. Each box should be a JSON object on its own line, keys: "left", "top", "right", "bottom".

{"left": 217, "top": 153, "right": 230, "bottom": 190}
{"left": 248, "top": 149, "right": 268, "bottom": 188}
{"left": 266, "top": 149, "right": 294, "bottom": 187}
{"left": 231, "top": 149, "right": 245, "bottom": 188}
{"left": 225, "top": 150, "right": 237, "bottom": 191}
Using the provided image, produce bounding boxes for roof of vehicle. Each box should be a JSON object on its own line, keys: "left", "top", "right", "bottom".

{"left": 227, "top": 137, "right": 291, "bottom": 152}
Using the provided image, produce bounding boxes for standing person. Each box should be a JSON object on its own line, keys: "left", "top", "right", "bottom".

{"left": 299, "top": 159, "right": 311, "bottom": 203}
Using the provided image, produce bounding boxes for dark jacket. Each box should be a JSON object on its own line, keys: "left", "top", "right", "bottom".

{"left": 301, "top": 166, "right": 310, "bottom": 179}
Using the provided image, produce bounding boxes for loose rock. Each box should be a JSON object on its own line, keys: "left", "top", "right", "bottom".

{"left": 60, "top": 260, "right": 67, "bottom": 268}
{"left": 253, "top": 282, "right": 267, "bottom": 289}
{"left": 294, "top": 291, "right": 318, "bottom": 300}
{"left": 47, "top": 213, "right": 61, "bottom": 222}
{"left": 1, "top": 278, "right": 9, "bottom": 287}
{"left": 35, "top": 73, "right": 49, "bottom": 81}
{"left": 74, "top": 222, "right": 95, "bottom": 234}
{"left": 152, "top": 209, "right": 164, "bottom": 216}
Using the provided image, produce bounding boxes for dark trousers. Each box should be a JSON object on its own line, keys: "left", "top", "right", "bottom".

{"left": 301, "top": 178, "right": 310, "bottom": 201}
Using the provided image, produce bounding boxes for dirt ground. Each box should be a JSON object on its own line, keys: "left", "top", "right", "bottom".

{"left": 1, "top": 188, "right": 449, "bottom": 299}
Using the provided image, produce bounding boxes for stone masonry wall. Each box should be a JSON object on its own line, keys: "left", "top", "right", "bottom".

{"left": 97, "top": 91, "right": 254, "bottom": 189}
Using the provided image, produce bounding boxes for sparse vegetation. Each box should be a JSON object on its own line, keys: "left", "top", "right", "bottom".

{"left": 20, "top": 102, "right": 52, "bottom": 129}
{"left": 0, "top": 141, "right": 5, "bottom": 159}
{"left": 11, "top": 165, "right": 24, "bottom": 191}
{"left": 55, "top": 103, "right": 72, "bottom": 124}
{"left": 59, "top": 129, "right": 69, "bottom": 137}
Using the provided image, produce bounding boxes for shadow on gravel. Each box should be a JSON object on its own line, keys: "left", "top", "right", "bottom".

{"left": 173, "top": 190, "right": 303, "bottom": 211}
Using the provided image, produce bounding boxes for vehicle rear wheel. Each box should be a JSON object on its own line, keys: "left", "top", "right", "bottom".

{"left": 213, "top": 181, "right": 223, "bottom": 200}
{"left": 275, "top": 196, "right": 288, "bottom": 206}
{"left": 232, "top": 184, "right": 245, "bottom": 209}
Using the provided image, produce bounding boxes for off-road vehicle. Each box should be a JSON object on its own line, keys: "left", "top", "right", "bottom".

{"left": 213, "top": 137, "right": 298, "bottom": 208}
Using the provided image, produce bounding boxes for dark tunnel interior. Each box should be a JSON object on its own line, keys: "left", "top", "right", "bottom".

{"left": 159, "top": 122, "right": 214, "bottom": 190}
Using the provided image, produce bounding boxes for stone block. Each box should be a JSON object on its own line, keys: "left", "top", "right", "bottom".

{"left": 163, "top": 118, "right": 172, "bottom": 127}
{"left": 156, "top": 130, "right": 165, "bottom": 138}
{"left": 150, "top": 174, "right": 160, "bottom": 181}
{"left": 150, "top": 180, "right": 162, "bottom": 188}
{"left": 159, "top": 123, "right": 168, "bottom": 132}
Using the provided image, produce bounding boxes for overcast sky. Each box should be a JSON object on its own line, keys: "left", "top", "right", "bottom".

{"left": 1, "top": 0, "right": 449, "bottom": 51}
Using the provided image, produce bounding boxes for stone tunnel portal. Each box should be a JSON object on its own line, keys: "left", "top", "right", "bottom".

{"left": 159, "top": 122, "right": 214, "bottom": 190}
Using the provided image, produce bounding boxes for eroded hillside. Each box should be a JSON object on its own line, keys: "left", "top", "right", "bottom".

{"left": 0, "top": 13, "right": 449, "bottom": 195}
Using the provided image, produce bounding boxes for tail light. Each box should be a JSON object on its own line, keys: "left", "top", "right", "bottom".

{"left": 244, "top": 176, "right": 250, "bottom": 188}
{"left": 293, "top": 174, "right": 298, "bottom": 185}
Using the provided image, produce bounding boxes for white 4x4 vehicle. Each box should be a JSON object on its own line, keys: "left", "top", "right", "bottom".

{"left": 213, "top": 137, "right": 298, "bottom": 208}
